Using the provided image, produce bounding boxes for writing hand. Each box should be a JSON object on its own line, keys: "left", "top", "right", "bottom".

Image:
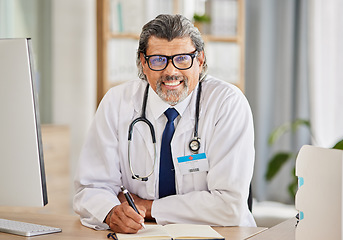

{"left": 118, "top": 192, "right": 154, "bottom": 220}
{"left": 105, "top": 202, "right": 146, "bottom": 233}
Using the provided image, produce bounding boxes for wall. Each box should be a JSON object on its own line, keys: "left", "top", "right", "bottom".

{"left": 51, "top": 0, "right": 96, "bottom": 206}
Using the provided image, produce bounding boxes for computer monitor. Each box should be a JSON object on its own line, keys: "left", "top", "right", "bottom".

{"left": 0, "top": 38, "right": 48, "bottom": 207}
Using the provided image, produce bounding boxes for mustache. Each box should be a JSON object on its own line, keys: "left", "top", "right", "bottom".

{"left": 159, "top": 75, "right": 186, "bottom": 82}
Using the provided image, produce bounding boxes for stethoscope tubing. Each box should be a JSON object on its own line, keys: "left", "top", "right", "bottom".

{"left": 127, "top": 81, "right": 202, "bottom": 181}
{"left": 128, "top": 138, "right": 157, "bottom": 181}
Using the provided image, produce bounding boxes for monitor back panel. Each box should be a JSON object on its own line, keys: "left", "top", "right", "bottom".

{"left": 0, "top": 38, "right": 47, "bottom": 207}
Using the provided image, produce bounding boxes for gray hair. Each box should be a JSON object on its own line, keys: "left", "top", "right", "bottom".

{"left": 136, "top": 14, "right": 208, "bottom": 81}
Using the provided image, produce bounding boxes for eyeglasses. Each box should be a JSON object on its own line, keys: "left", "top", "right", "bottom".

{"left": 144, "top": 50, "right": 198, "bottom": 71}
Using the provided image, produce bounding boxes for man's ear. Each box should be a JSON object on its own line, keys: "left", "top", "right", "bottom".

{"left": 197, "top": 51, "right": 205, "bottom": 70}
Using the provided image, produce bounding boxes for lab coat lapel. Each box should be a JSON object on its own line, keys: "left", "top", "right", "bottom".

{"left": 171, "top": 98, "right": 198, "bottom": 194}
{"left": 132, "top": 83, "right": 155, "bottom": 167}
{"left": 173, "top": 109, "right": 194, "bottom": 139}
{"left": 173, "top": 88, "right": 197, "bottom": 140}
{"left": 131, "top": 83, "right": 156, "bottom": 197}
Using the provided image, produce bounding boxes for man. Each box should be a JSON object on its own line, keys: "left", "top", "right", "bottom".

{"left": 74, "top": 14, "right": 256, "bottom": 233}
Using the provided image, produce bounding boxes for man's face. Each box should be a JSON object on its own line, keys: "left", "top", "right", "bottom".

{"left": 140, "top": 36, "right": 204, "bottom": 105}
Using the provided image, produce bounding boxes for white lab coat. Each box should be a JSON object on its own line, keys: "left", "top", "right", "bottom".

{"left": 73, "top": 75, "right": 256, "bottom": 230}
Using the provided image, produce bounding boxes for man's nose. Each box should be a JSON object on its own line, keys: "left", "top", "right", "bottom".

{"left": 163, "top": 59, "right": 179, "bottom": 74}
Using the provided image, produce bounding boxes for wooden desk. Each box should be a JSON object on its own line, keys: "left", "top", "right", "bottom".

{"left": 0, "top": 211, "right": 266, "bottom": 239}
{"left": 246, "top": 217, "right": 296, "bottom": 240}
{"left": 213, "top": 225, "right": 266, "bottom": 240}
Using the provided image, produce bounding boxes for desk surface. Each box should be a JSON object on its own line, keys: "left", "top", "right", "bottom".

{"left": 246, "top": 217, "right": 296, "bottom": 240}
{"left": 0, "top": 211, "right": 266, "bottom": 240}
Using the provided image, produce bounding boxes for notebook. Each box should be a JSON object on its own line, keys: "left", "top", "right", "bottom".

{"left": 114, "top": 224, "right": 224, "bottom": 240}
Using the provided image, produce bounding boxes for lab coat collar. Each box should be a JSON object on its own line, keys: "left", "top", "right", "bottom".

{"left": 132, "top": 81, "right": 149, "bottom": 116}
{"left": 131, "top": 80, "right": 201, "bottom": 141}
{"left": 131, "top": 81, "right": 192, "bottom": 118}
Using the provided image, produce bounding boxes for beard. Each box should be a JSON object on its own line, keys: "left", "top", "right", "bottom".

{"left": 156, "top": 75, "right": 189, "bottom": 105}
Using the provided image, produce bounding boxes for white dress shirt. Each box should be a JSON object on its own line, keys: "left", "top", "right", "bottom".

{"left": 73, "top": 75, "right": 256, "bottom": 230}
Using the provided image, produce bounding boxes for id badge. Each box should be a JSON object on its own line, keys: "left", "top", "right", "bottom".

{"left": 177, "top": 153, "right": 209, "bottom": 175}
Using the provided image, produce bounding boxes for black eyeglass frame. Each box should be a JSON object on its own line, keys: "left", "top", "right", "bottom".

{"left": 144, "top": 50, "right": 198, "bottom": 71}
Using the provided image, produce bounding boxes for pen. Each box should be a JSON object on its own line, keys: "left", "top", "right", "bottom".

{"left": 120, "top": 186, "right": 146, "bottom": 229}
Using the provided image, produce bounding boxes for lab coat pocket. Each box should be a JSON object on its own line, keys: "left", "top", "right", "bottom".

{"left": 180, "top": 170, "right": 208, "bottom": 192}
{"left": 193, "top": 171, "right": 208, "bottom": 191}
{"left": 177, "top": 153, "right": 209, "bottom": 192}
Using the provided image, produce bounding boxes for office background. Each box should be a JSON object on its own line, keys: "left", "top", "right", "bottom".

{"left": 1, "top": 0, "right": 342, "bottom": 225}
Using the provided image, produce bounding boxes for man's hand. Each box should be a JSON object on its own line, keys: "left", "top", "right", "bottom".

{"left": 105, "top": 202, "right": 146, "bottom": 233}
{"left": 117, "top": 192, "right": 154, "bottom": 220}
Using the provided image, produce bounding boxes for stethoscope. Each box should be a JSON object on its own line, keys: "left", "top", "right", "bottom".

{"left": 127, "top": 81, "right": 202, "bottom": 181}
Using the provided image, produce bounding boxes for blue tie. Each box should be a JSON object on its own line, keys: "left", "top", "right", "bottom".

{"left": 159, "top": 108, "right": 179, "bottom": 198}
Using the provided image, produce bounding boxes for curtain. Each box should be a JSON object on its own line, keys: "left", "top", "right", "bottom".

{"left": 309, "top": 0, "right": 343, "bottom": 148}
{"left": 245, "top": 0, "right": 310, "bottom": 203}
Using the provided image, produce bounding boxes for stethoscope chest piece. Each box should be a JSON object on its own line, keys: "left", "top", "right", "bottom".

{"left": 189, "top": 137, "right": 201, "bottom": 153}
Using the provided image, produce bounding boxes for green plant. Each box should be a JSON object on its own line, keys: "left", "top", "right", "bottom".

{"left": 193, "top": 13, "right": 211, "bottom": 23}
{"left": 265, "top": 119, "right": 343, "bottom": 198}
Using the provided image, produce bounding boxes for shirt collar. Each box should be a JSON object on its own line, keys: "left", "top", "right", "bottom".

{"left": 148, "top": 85, "right": 195, "bottom": 120}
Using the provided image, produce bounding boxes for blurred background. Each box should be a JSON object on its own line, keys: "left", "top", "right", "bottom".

{"left": 1, "top": 0, "right": 342, "bottom": 227}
